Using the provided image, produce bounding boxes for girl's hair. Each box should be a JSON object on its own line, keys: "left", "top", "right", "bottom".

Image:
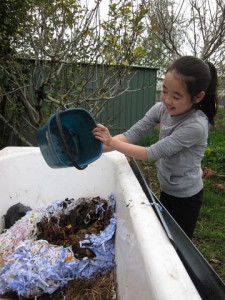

{"left": 167, "top": 56, "right": 218, "bottom": 125}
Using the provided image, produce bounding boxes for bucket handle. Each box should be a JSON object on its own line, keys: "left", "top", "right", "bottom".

{"left": 56, "top": 108, "right": 87, "bottom": 170}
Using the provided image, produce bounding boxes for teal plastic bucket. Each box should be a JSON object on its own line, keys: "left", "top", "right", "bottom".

{"left": 36, "top": 108, "right": 102, "bottom": 169}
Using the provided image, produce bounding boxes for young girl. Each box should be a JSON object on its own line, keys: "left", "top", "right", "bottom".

{"left": 93, "top": 56, "right": 218, "bottom": 239}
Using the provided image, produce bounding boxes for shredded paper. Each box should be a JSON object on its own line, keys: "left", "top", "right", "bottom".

{"left": 0, "top": 195, "right": 116, "bottom": 298}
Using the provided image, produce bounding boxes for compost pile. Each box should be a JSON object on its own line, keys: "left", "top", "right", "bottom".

{"left": 0, "top": 196, "right": 116, "bottom": 299}
{"left": 36, "top": 197, "right": 113, "bottom": 259}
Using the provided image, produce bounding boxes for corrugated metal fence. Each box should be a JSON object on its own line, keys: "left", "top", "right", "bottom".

{"left": 96, "top": 66, "right": 158, "bottom": 136}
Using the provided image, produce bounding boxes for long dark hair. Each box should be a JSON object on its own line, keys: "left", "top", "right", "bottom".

{"left": 167, "top": 56, "right": 218, "bottom": 125}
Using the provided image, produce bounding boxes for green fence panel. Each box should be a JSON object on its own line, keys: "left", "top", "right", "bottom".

{"left": 96, "top": 66, "right": 158, "bottom": 136}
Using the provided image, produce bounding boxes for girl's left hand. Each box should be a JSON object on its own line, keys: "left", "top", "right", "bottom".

{"left": 92, "top": 124, "right": 112, "bottom": 146}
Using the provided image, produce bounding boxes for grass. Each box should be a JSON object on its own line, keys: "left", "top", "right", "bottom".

{"left": 194, "top": 108, "right": 225, "bottom": 281}
{"left": 194, "top": 184, "right": 225, "bottom": 281}
{"left": 138, "top": 107, "right": 225, "bottom": 282}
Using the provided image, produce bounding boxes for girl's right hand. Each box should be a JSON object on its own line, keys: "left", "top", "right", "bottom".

{"left": 92, "top": 124, "right": 113, "bottom": 146}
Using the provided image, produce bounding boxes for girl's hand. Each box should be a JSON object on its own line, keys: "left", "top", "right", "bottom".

{"left": 92, "top": 124, "right": 112, "bottom": 146}
{"left": 93, "top": 124, "right": 148, "bottom": 161}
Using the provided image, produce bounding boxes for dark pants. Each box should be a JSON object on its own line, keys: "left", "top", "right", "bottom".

{"left": 160, "top": 189, "right": 203, "bottom": 239}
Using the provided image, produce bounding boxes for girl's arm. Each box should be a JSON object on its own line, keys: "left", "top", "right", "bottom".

{"left": 103, "top": 133, "right": 130, "bottom": 152}
{"left": 93, "top": 124, "right": 148, "bottom": 161}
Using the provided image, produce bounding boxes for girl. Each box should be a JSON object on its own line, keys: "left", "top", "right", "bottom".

{"left": 93, "top": 56, "right": 218, "bottom": 239}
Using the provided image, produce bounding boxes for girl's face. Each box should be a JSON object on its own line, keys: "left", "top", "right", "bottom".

{"left": 161, "top": 70, "right": 195, "bottom": 117}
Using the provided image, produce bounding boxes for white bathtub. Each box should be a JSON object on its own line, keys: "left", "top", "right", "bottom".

{"left": 0, "top": 147, "right": 201, "bottom": 300}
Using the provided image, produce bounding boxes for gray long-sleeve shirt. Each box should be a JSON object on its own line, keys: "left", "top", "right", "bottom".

{"left": 124, "top": 102, "right": 209, "bottom": 197}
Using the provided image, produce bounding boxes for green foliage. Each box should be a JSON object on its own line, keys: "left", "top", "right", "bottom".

{"left": 194, "top": 178, "right": 225, "bottom": 281}
{"left": 137, "top": 126, "right": 159, "bottom": 146}
{"left": 203, "top": 145, "right": 225, "bottom": 174}
{"left": 215, "top": 108, "right": 225, "bottom": 126}
{"left": 101, "top": 1, "right": 149, "bottom": 66}
{"left": 194, "top": 108, "right": 225, "bottom": 282}
{"left": 0, "top": 0, "right": 31, "bottom": 56}
{"left": 202, "top": 112, "right": 225, "bottom": 174}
